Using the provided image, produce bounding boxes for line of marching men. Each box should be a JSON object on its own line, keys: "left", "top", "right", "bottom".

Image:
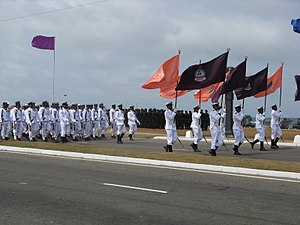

{"left": 0, "top": 101, "right": 140, "bottom": 144}
{"left": 163, "top": 101, "right": 283, "bottom": 156}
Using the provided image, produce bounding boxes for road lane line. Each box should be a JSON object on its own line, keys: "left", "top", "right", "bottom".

{"left": 102, "top": 183, "right": 168, "bottom": 194}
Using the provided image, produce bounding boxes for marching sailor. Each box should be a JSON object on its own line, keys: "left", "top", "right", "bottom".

{"left": 0, "top": 101, "right": 11, "bottom": 140}
{"left": 115, "top": 104, "right": 126, "bottom": 144}
{"left": 270, "top": 104, "right": 282, "bottom": 149}
{"left": 251, "top": 106, "right": 266, "bottom": 151}
{"left": 190, "top": 105, "right": 202, "bottom": 152}
{"left": 164, "top": 102, "right": 177, "bottom": 152}
{"left": 232, "top": 104, "right": 244, "bottom": 155}
{"left": 209, "top": 102, "right": 225, "bottom": 156}
{"left": 127, "top": 105, "right": 140, "bottom": 141}
{"left": 11, "top": 101, "right": 24, "bottom": 141}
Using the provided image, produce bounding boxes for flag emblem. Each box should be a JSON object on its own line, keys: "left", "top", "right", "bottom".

{"left": 267, "top": 81, "right": 273, "bottom": 89}
{"left": 245, "top": 82, "right": 251, "bottom": 91}
{"left": 208, "top": 86, "right": 215, "bottom": 94}
{"left": 194, "top": 68, "right": 206, "bottom": 82}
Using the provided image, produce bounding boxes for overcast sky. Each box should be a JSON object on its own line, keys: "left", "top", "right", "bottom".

{"left": 0, "top": 0, "right": 299, "bottom": 117}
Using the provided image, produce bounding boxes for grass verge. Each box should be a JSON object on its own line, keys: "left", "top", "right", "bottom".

{"left": 1, "top": 140, "right": 300, "bottom": 173}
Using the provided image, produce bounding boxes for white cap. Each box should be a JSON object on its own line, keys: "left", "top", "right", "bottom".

{"left": 165, "top": 101, "right": 173, "bottom": 106}
{"left": 235, "top": 104, "right": 241, "bottom": 108}
{"left": 212, "top": 102, "right": 219, "bottom": 106}
{"left": 257, "top": 106, "right": 263, "bottom": 110}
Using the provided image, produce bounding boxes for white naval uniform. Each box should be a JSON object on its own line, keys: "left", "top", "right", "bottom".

{"left": 0, "top": 107, "right": 11, "bottom": 140}
{"left": 255, "top": 112, "right": 265, "bottom": 142}
{"left": 271, "top": 109, "right": 282, "bottom": 140}
{"left": 190, "top": 110, "right": 203, "bottom": 145}
{"left": 69, "top": 109, "right": 81, "bottom": 139}
{"left": 109, "top": 108, "right": 117, "bottom": 136}
{"left": 232, "top": 111, "right": 245, "bottom": 146}
{"left": 91, "top": 107, "right": 98, "bottom": 138}
{"left": 38, "top": 106, "right": 52, "bottom": 140}
{"left": 59, "top": 107, "right": 69, "bottom": 137}
{"left": 127, "top": 110, "right": 140, "bottom": 136}
{"left": 51, "top": 107, "right": 60, "bottom": 140}
{"left": 82, "top": 108, "right": 91, "bottom": 138}
{"left": 11, "top": 107, "right": 24, "bottom": 140}
{"left": 100, "top": 108, "right": 109, "bottom": 136}
{"left": 24, "top": 107, "right": 39, "bottom": 141}
{"left": 209, "top": 109, "right": 224, "bottom": 150}
{"left": 116, "top": 109, "right": 126, "bottom": 135}
{"left": 164, "top": 109, "right": 177, "bottom": 145}
{"left": 96, "top": 107, "right": 104, "bottom": 137}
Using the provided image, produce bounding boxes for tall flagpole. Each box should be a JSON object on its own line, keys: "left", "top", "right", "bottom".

{"left": 264, "top": 63, "right": 269, "bottom": 112}
{"left": 279, "top": 62, "right": 284, "bottom": 108}
{"left": 174, "top": 50, "right": 181, "bottom": 109}
{"left": 198, "top": 59, "right": 202, "bottom": 107}
{"left": 53, "top": 48, "right": 55, "bottom": 102}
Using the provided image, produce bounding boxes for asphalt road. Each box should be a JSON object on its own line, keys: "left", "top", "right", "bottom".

{"left": 78, "top": 135, "right": 300, "bottom": 162}
{"left": 1, "top": 152, "right": 299, "bottom": 225}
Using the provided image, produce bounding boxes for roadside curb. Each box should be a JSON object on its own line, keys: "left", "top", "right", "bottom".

{"left": 153, "top": 136, "right": 298, "bottom": 147}
{"left": 1, "top": 145, "right": 300, "bottom": 180}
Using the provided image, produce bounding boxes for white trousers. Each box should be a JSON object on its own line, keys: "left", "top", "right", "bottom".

{"left": 256, "top": 127, "right": 265, "bottom": 141}
{"left": 210, "top": 127, "right": 223, "bottom": 150}
{"left": 128, "top": 123, "right": 137, "bottom": 135}
{"left": 1, "top": 121, "right": 10, "bottom": 139}
{"left": 41, "top": 121, "right": 51, "bottom": 140}
{"left": 13, "top": 122, "right": 24, "bottom": 139}
{"left": 117, "top": 124, "right": 126, "bottom": 135}
{"left": 271, "top": 124, "right": 282, "bottom": 139}
{"left": 165, "top": 129, "right": 177, "bottom": 145}
{"left": 192, "top": 127, "right": 203, "bottom": 144}
{"left": 233, "top": 129, "right": 245, "bottom": 146}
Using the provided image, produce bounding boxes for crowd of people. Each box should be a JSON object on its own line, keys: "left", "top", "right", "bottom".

{"left": 0, "top": 100, "right": 283, "bottom": 157}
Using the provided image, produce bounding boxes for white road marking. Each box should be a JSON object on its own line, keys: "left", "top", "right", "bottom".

{"left": 102, "top": 183, "right": 168, "bottom": 194}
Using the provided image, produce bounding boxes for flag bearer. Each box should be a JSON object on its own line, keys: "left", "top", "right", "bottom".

{"left": 190, "top": 105, "right": 202, "bottom": 152}
{"left": 209, "top": 102, "right": 225, "bottom": 156}
{"left": 270, "top": 104, "right": 282, "bottom": 149}
{"left": 251, "top": 106, "right": 266, "bottom": 151}
{"left": 38, "top": 101, "right": 52, "bottom": 142}
{"left": 164, "top": 102, "right": 177, "bottom": 152}
{"left": 232, "top": 104, "right": 244, "bottom": 155}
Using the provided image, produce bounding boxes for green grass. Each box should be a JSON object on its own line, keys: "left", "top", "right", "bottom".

{"left": 1, "top": 140, "right": 300, "bottom": 173}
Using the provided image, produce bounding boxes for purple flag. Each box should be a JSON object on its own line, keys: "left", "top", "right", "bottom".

{"left": 295, "top": 75, "right": 300, "bottom": 101}
{"left": 235, "top": 66, "right": 268, "bottom": 100}
{"left": 32, "top": 35, "right": 55, "bottom": 50}
{"left": 176, "top": 51, "right": 228, "bottom": 90}
{"left": 211, "top": 59, "right": 246, "bottom": 102}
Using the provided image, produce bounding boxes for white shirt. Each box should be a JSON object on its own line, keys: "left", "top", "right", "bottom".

{"left": 127, "top": 110, "right": 140, "bottom": 125}
{"left": 0, "top": 108, "right": 10, "bottom": 122}
{"left": 164, "top": 109, "right": 176, "bottom": 130}
{"left": 271, "top": 109, "right": 282, "bottom": 125}
{"left": 233, "top": 111, "right": 244, "bottom": 130}
{"left": 109, "top": 108, "right": 116, "bottom": 123}
{"left": 116, "top": 109, "right": 125, "bottom": 126}
{"left": 190, "top": 110, "right": 201, "bottom": 129}
{"left": 255, "top": 113, "right": 265, "bottom": 129}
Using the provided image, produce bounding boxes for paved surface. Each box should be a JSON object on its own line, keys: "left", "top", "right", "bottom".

{"left": 75, "top": 135, "right": 300, "bottom": 162}
{"left": 1, "top": 152, "right": 300, "bottom": 225}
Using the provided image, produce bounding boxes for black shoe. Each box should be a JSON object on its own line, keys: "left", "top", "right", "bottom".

{"left": 163, "top": 145, "right": 168, "bottom": 152}
{"left": 209, "top": 149, "right": 216, "bottom": 156}
{"left": 17, "top": 137, "right": 21, "bottom": 141}
{"left": 101, "top": 134, "right": 107, "bottom": 140}
{"left": 234, "top": 151, "right": 242, "bottom": 155}
{"left": 190, "top": 143, "right": 197, "bottom": 152}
